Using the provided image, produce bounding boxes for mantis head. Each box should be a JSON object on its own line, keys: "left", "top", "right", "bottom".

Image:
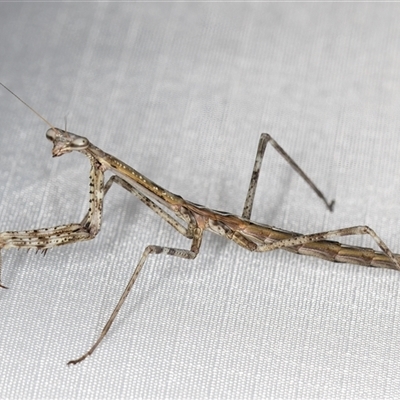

{"left": 0, "top": 82, "right": 91, "bottom": 158}
{"left": 46, "top": 128, "right": 90, "bottom": 157}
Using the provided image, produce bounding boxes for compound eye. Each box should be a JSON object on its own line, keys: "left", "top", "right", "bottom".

{"left": 71, "top": 137, "right": 89, "bottom": 149}
{"left": 46, "top": 128, "right": 57, "bottom": 141}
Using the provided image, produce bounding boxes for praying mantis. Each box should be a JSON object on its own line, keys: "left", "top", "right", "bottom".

{"left": 1, "top": 82, "right": 399, "bottom": 365}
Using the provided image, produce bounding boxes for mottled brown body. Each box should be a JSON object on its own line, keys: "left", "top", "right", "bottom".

{"left": 1, "top": 82, "right": 399, "bottom": 364}
{"left": 182, "top": 201, "right": 399, "bottom": 270}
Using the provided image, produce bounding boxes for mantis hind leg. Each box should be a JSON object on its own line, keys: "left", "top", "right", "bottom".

{"left": 242, "top": 133, "right": 334, "bottom": 220}
{"left": 67, "top": 227, "right": 203, "bottom": 365}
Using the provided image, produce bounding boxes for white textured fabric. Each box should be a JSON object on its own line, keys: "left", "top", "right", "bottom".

{"left": 1, "top": 3, "right": 400, "bottom": 398}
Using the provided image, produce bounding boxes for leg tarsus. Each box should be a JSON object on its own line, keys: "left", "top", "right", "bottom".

{"left": 0, "top": 252, "right": 7, "bottom": 289}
